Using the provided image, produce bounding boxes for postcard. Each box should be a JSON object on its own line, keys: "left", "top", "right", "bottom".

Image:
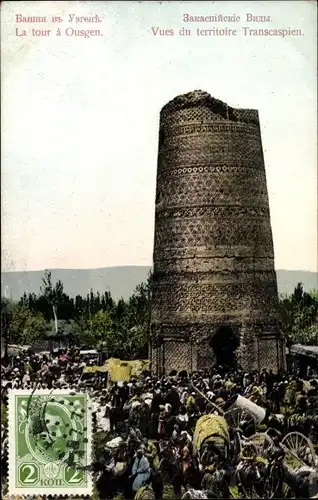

{"left": 1, "top": 1, "right": 317, "bottom": 497}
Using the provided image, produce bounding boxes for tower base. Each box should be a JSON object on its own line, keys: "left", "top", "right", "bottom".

{"left": 150, "top": 320, "right": 285, "bottom": 376}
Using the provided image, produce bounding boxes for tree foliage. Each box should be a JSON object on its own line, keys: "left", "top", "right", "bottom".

{"left": 2, "top": 270, "right": 153, "bottom": 360}
{"left": 2, "top": 273, "right": 316, "bottom": 358}
{"left": 279, "top": 283, "right": 318, "bottom": 347}
{"left": 1, "top": 297, "right": 47, "bottom": 347}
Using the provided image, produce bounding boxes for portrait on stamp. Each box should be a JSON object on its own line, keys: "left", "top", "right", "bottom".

{"left": 8, "top": 389, "right": 92, "bottom": 495}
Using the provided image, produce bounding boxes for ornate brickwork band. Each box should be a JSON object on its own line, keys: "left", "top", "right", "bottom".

{"left": 151, "top": 90, "right": 284, "bottom": 375}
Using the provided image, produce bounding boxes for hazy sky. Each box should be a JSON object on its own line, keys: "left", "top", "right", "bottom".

{"left": 1, "top": 1, "right": 317, "bottom": 272}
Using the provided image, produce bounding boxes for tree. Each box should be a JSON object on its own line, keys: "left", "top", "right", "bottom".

{"left": 2, "top": 271, "right": 154, "bottom": 359}
{"left": 309, "top": 289, "right": 318, "bottom": 305}
{"left": 19, "top": 309, "right": 47, "bottom": 346}
{"left": 128, "top": 271, "right": 153, "bottom": 326}
{"left": 74, "top": 309, "right": 113, "bottom": 348}
{"left": 292, "top": 323, "right": 318, "bottom": 346}
{"left": 40, "top": 270, "right": 64, "bottom": 334}
{"left": 279, "top": 283, "right": 318, "bottom": 348}
{"left": 1, "top": 298, "right": 13, "bottom": 359}
{"left": 121, "top": 325, "right": 149, "bottom": 359}
{"left": 120, "top": 270, "right": 153, "bottom": 358}
{"left": 1, "top": 298, "right": 47, "bottom": 347}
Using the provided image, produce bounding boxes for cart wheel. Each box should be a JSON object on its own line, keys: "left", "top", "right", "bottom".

{"left": 225, "top": 407, "right": 257, "bottom": 436}
{"left": 247, "top": 432, "right": 274, "bottom": 456}
{"left": 282, "top": 431, "right": 316, "bottom": 466}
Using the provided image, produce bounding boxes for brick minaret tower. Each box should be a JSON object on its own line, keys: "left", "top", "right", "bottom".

{"left": 150, "top": 90, "right": 284, "bottom": 376}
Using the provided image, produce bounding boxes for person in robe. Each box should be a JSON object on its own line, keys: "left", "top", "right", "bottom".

{"left": 131, "top": 447, "right": 151, "bottom": 493}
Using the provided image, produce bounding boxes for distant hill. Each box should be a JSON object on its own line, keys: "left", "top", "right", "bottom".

{"left": 276, "top": 270, "right": 317, "bottom": 296}
{"left": 1, "top": 267, "right": 317, "bottom": 301}
{"left": 1, "top": 267, "right": 151, "bottom": 301}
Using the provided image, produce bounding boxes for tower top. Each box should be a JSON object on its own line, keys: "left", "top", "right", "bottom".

{"left": 161, "top": 90, "right": 259, "bottom": 125}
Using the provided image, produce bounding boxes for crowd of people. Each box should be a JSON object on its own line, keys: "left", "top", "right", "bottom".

{"left": 1, "top": 347, "right": 318, "bottom": 499}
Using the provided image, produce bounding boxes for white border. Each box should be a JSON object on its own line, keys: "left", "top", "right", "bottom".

{"left": 8, "top": 389, "right": 93, "bottom": 496}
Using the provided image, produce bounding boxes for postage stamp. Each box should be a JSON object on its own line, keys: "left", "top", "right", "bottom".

{"left": 8, "top": 389, "right": 92, "bottom": 495}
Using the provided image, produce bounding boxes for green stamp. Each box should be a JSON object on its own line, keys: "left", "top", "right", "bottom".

{"left": 8, "top": 389, "right": 92, "bottom": 495}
